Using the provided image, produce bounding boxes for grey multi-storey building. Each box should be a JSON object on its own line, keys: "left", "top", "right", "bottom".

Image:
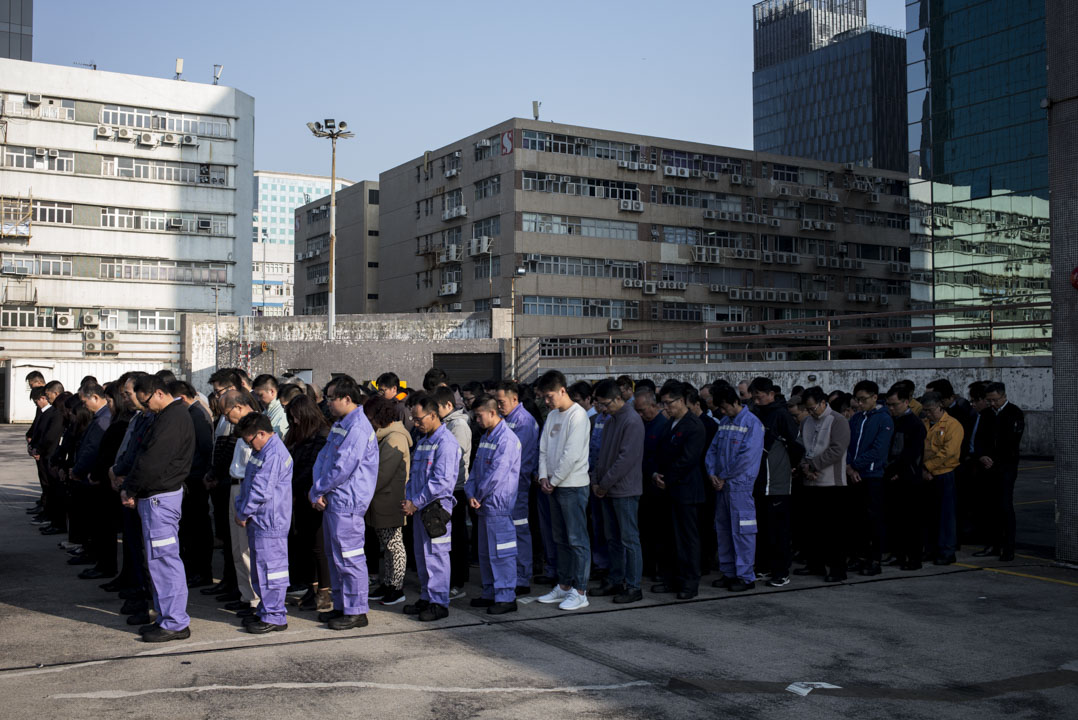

{"left": 293, "top": 181, "right": 380, "bottom": 316}
{"left": 377, "top": 118, "right": 910, "bottom": 368}
{"left": 753, "top": 0, "right": 907, "bottom": 173}
{"left": 907, "top": 0, "right": 1051, "bottom": 357}
{"left": 1, "top": 0, "right": 31, "bottom": 61}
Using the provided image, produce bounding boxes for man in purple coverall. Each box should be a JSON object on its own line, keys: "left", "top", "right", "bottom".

{"left": 310, "top": 376, "right": 379, "bottom": 631}
{"left": 402, "top": 394, "right": 461, "bottom": 622}
{"left": 234, "top": 413, "right": 293, "bottom": 634}
{"left": 466, "top": 395, "right": 523, "bottom": 615}
{"left": 495, "top": 381, "right": 540, "bottom": 594}
{"left": 705, "top": 383, "right": 765, "bottom": 592}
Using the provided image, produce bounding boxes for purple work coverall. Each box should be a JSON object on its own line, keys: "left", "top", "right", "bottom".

{"left": 705, "top": 407, "right": 765, "bottom": 584}
{"left": 310, "top": 407, "right": 379, "bottom": 616}
{"left": 140, "top": 488, "right": 188, "bottom": 632}
{"left": 236, "top": 433, "right": 294, "bottom": 626}
{"left": 407, "top": 423, "right": 460, "bottom": 607}
{"left": 503, "top": 403, "right": 539, "bottom": 587}
{"left": 465, "top": 419, "right": 522, "bottom": 603}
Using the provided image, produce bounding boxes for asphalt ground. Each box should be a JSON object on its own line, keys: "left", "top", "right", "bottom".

{"left": 0, "top": 425, "right": 1074, "bottom": 719}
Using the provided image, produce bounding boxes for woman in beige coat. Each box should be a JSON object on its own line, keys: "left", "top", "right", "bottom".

{"left": 364, "top": 397, "right": 412, "bottom": 606}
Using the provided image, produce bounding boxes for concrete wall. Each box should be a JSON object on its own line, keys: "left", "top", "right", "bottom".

{"left": 182, "top": 309, "right": 512, "bottom": 391}
{"left": 549, "top": 355, "right": 1053, "bottom": 456}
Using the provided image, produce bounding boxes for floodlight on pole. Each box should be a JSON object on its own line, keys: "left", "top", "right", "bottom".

{"left": 308, "top": 118, "right": 355, "bottom": 341}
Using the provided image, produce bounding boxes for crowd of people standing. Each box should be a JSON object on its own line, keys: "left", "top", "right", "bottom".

{"left": 20, "top": 365, "right": 1025, "bottom": 643}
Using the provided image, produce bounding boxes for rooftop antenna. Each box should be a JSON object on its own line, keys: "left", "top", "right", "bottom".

{"left": 213, "top": 64, "right": 224, "bottom": 85}
{"left": 174, "top": 58, "right": 184, "bottom": 80}
{"left": 73, "top": 60, "right": 97, "bottom": 70}
{"left": 532, "top": 100, "right": 541, "bottom": 120}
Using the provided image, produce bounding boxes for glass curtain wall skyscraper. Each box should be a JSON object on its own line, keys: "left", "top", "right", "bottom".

{"left": 906, "top": 0, "right": 1050, "bottom": 357}
{"left": 753, "top": 0, "right": 907, "bottom": 172}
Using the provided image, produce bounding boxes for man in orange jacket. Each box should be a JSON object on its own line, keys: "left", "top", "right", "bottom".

{"left": 921, "top": 392, "right": 964, "bottom": 566}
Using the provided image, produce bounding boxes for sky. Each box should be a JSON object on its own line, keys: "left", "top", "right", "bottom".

{"left": 35, "top": 0, "right": 906, "bottom": 183}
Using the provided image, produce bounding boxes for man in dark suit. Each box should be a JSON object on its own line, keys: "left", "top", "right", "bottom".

{"left": 650, "top": 382, "right": 706, "bottom": 600}
{"left": 973, "top": 382, "right": 1024, "bottom": 561}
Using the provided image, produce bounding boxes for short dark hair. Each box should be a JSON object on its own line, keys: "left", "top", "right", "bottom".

{"left": 133, "top": 374, "right": 168, "bottom": 397}
{"left": 278, "top": 384, "right": 304, "bottom": 404}
{"left": 791, "top": 385, "right": 805, "bottom": 397}
{"left": 412, "top": 393, "right": 439, "bottom": 415}
{"left": 463, "top": 380, "right": 484, "bottom": 396}
{"left": 155, "top": 369, "right": 178, "bottom": 384}
{"left": 376, "top": 372, "right": 400, "bottom": 391}
{"left": 79, "top": 381, "right": 106, "bottom": 399}
{"left": 167, "top": 380, "right": 198, "bottom": 400}
{"left": 635, "top": 378, "right": 656, "bottom": 394}
{"left": 422, "top": 367, "right": 448, "bottom": 392}
{"left": 328, "top": 375, "right": 364, "bottom": 404}
{"left": 886, "top": 385, "right": 911, "bottom": 402}
{"left": 568, "top": 381, "right": 592, "bottom": 402}
{"left": 921, "top": 391, "right": 943, "bottom": 408}
{"left": 25, "top": 370, "right": 44, "bottom": 383}
{"left": 969, "top": 381, "right": 989, "bottom": 401}
{"left": 252, "top": 374, "right": 279, "bottom": 391}
{"left": 615, "top": 375, "right": 634, "bottom": 392}
{"left": 713, "top": 384, "right": 740, "bottom": 407}
{"left": 830, "top": 394, "right": 851, "bottom": 414}
{"left": 683, "top": 383, "right": 701, "bottom": 408}
{"left": 536, "top": 370, "right": 568, "bottom": 393}
{"left": 748, "top": 377, "right": 775, "bottom": 394}
{"left": 235, "top": 412, "right": 273, "bottom": 438}
{"left": 926, "top": 378, "right": 955, "bottom": 398}
{"left": 30, "top": 386, "right": 46, "bottom": 401}
{"left": 471, "top": 394, "right": 498, "bottom": 413}
{"left": 896, "top": 379, "right": 916, "bottom": 393}
{"left": 44, "top": 380, "right": 64, "bottom": 394}
{"left": 853, "top": 380, "right": 879, "bottom": 397}
{"left": 659, "top": 381, "right": 687, "bottom": 402}
{"left": 433, "top": 386, "right": 456, "bottom": 409}
{"left": 80, "top": 375, "right": 98, "bottom": 386}
{"left": 496, "top": 380, "right": 520, "bottom": 398}
{"left": 802, "top": 386, "right": 827, "bottom": 404}
{"left": 209, "top": 368, "right": 240, "bottom": 388}
{"left": 985, "top": 381, "right": 1006, "bottom": 396}
{"left": 363, "top": 396, "right": 401, "bottom": 429}
{"left": 592, "top": 378, "right": 619, "bottom": 402}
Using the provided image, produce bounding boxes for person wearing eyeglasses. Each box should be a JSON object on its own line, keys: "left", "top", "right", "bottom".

{"left": 402, "top": 394, "right": 461, "bottom": 621}
{"left": 310, "top": 376, "right": 380, "bottom": 631}
{"left": 920, "top": 391, "right": 964, "bottom": 566}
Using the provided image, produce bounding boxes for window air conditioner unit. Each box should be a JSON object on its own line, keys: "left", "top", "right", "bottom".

{"left": 198, "top": 219, "right": 212, "bottom": 231}
{"left": 691, "top": 169, "right": 702, "bottom": 178}
{"left": 792, "top": 292, "right": 802, "bottom": 302}
{"left": 182, "top": 135, "right": 198, "bottom": 145}
{"left": 608, "top": 318, "right": 623, "bottom": 331}
{"left": 526, "top": 253, "right": 541, "bottom": 262}
{"left": 138, "top": 132, "right": 157, "bottom": 146}
{"left": 734, "top": 248, "right": 746, "bottom": 259}
{"left": 628, "top": 162, "right": 639, "bottom": 171}
{"left": 26, "top": 93, "right": 42, "bottom": 105}
{"left": 778, "top": 291, "right": 790, "bottom": 302}
{"left": 657, "top": 281, "right": 669, "bottom": 290}
{"left": 870, "top": 192, "right": 880, "bottom": 203}
{"left": 842, "top": 259, "right": 854, "bottom": 269}
{"left": 879, "top": 295, "right": 889, "bottom": 305}
{"left": 779, "top": 186, "right": 790, "bottom": 195}
{"left": 96, "top": 126, "right": 113, "bottom": 138}
{"left": 117, "top": 128, "right": 133, "bottom": 139}
{"left": 855, "top": 260, "right": 865, "bottom": 270}
{"left": 677, "top": 168, "right": 689, "bottom": 178}
{"left": 829, "top": 258, "right": 840, "bottom": 268}
{"left": 776, "top": 253, "right": 788, "bottom": 264}
{"left": 162, "top": 133, "right": 180, "bottom": 145}
{"left": 770, "top": 218, "right": 781, "bottom": 227}
{"left": 807, "top": 292, "right": 818, "bottom": 301}
{"left": 632, "top": 201, "right": 644, "bottom": 212}
{"left": 619, "top": 199, "right": 633, "bottom": 211}
{"left": 54, "top": 312, "right": 74, "bottom": 330}
{"left": 762, "top": 252, "right": 774, "bottom": 263}
{"left": 801, "top": 220, "right": 814, "bottom": 230}
{"left": 444, "top": 168, "right": 459, "bottom": 178}
{"left": 81, "top": 313, "right": 100, "bottom": 328}
{"left": 450, "top": 302, "right": 463, "bottom": 311}
{"left": 34, "top": 147, "right": 47, "bottom": 156}
{"left": 732, "top": 213, "right": 743, "bottom": 222}
{"left": 632, "top": 279, "right": 644, "bottom": 288}
{"left": 719, "top": 211, "right": 730, "bottom": 220}
{"left": 745, "top": 249, "right": 759, "bottom": 260}
{"left": 663, "top": 166, "right": 678, "bottom": 176}
{"left": 452, "top": 151, "right": 462, "bottom": 159}
{"left": 765, "top": 290, "right": 776, "bottom": 301}
{"left": 623, "top": 278, "right": 635, "bottom": 288}
{"left": 729, "top": 289, "right": 741, "bottom": 300}
{"left": 789, "top": 254, "right": 800, "bottom": 264}
{"left": 675, "top": 282, "right": 687, "bottom": 290}
{"left": 706, "top": 171, "right": 719, "bottom": 180}
{"left": 825, "top": 222, "right": 836, "bottom": 231}
{"left": 731, "top": 174, "right": 742, "bottom": 184}
{"left": 745, "top": 213, "right": 757, "bottom": 224}
{"left": 48, "top": 149, "right": 60, "bottom": 158}
{"left": 475, "top": 138, "right": 491, "bottom": 148}
{"left": 704, "top": 210, "right": 718, "bottom": 220}
{"left": 643, "top": 281, "right": 657, "bottom": 295}
{"left": 168, "top": 218, "right": 183, "bottom": 229}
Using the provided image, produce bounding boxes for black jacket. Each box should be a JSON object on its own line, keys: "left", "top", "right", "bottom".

{"left": 91, "top": 418, "right": 130, "bottom": 486}
{"left": 187, "top": 403, "right": 214, "bottom": 485}
{"left": 124, "top": 399, "right": 194, "bottom": 498}
{"left": 33, "top": 406, "right": 63, "bottom": 459}
{"left": 656, "top": 412, "right": 706, "bottom": 504}
{"left": 751, "top": 401, "right": 805, "bottom": 496}
{"left": 885, "top": 411, "right": 926, "bottom": 483}
{"left": 290, "top": 430, "right": 328, "bottom": 498}
{"left": 987, "top": 403, "right": 1024, "bottom": 467}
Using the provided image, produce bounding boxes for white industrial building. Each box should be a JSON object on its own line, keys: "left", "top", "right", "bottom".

{"left": 0, "top": 57, "right": 254, "bottom": 380}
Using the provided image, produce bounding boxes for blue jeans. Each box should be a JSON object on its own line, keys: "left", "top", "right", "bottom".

{"left": 599, "top": 495, "right": 642, "bottom": 590}
{"left": 550, "top": 485, "right": 591, "bottom": 591}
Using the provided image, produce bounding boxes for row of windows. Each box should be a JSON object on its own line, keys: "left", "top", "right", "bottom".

{"left": 522, "top": 171, "right": 640, "bottom": 201}
{"left": 522, "top": 295, "right": 640, "bottom": 319}
{"left": 99, "top": 259, "right": 227, "bottom": 284}
{"left": 658, "top": 149, "right": 748, "bottom": 175}
{"left": 100, "top": 104, "right": 230, "bottom": 138}
{"left": 522, "top": 130, "right": 639, "bottom": 162}
{"left": 0, "top": 306, "right": 178, "bottom": 331}
{"left": 522, "top": 213, "right": 638, "bottom": 242}
{"left": 1, "top": 253, "right": 71, "bottom": 275}
{"left": 527, "top": 254, "right": 641, "bottom": 280}
{"left": 102, "top": 156, "right": 228, "bottom": 185}
{"left": 3, "top": 145, "right": 74, "bottom": 172}
{"left": 474, "top": 175, "right": 501, "bottom": 200}
{"left": 100, "top": 208, "right": 229, "bottom": 234}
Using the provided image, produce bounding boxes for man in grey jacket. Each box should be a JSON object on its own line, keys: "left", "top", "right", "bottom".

{"left": 589, "top": 379, "right": 645, "bottom": 604}
{"left": 435, "top": 386, "right": 472, "bottom": 599}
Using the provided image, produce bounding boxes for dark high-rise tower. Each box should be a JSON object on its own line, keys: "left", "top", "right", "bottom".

{"left": 753, "top": 0, "right": 906, "bottom": 173}
{"left": 1, "top": 0, "right": 32, "bottom": 61}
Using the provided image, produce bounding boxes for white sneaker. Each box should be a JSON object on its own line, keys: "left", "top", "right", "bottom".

{"left": 537, "top": 586, "right": 570, "bottom": 604}
{"left": 448, "top": 586, "right": 466, "bottom": 600}
{"left": 558, "top": 589, "right": 589, "bottom": 611}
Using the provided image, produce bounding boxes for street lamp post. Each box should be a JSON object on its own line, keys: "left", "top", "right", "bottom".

{"left": 307, "top": 119, "right": 354, "bottom": 341}
{"left": 510, "top": 264, "right": 526, "bottom": 379}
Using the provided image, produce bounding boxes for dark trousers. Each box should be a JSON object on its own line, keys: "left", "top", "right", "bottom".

{"left": 588, "top": 493, "right": 610, "bottom": 572}
{"left": 293, "top": 492, "right": 328, "bottom": 586}
{"left": 450, "top": 488, "right": 471, "bottom": 588}
{"left": 698, "top": 483, "right": 718, "bottom": 574}
{"left": 664, "top": 501, "right": 701, "bottom": 593}
{"left": 853, "top": 477, "right": 887, "bottom": 563}
{"left": 210, "top": 480, "right": 237, "bottom": 587}
{"left": 927, "top": 471, "right": 957, "bottom": 559}
{"left": 44, "top": 467, "right": 67, "bottom": 531}
{"left": 955, "top": 460, "right": 981, "bottom": 544}
{"left": 640, "top": 488, "right": 671, "bottom": 580}
{"left": 90, "top": 482, "right": 121, "bottom": 575}
{"left": 180, "top": 480, "right": 214, "bottom": 579}
{"left": 893, "top": 480, "right": 927, "bottom": 566}
{"left": 988, "top": 465, "right": 1018, "bottom": 554}
{"left": 803, "top": 485, "right": 848, "bottom": 578}
{"left": 120, "top": 505, "right": 148, "bottom": 592}
{"left": 67, "top": 481, "right": 94, "bottom": 547}
{"left": 756, "top": 494, "right": 793, "bottom": 578}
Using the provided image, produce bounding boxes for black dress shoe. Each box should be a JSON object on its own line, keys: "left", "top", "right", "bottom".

{"left": 515, "top": 585, "right": 531, "bottom": 596}
{"left": 882, "top": 554, "right": 900, "bottom": 566}
{"left": 246, "top": 620, "right": 288, "bottom": 634}
{"left": 711, "top": 576, "right": 735, "bottom": 589}
{"left": 78, "top": 568, "right": 110, "bottom": 580}
{"left": 119, "top": 588, "right": 146, "bottom": 600}
{"left": 318, "top": 609, "right": 344, "bottom": 622}
{"left": 649, "top": 583, "right": 674, "bottom": 594}
{"left": 201, "top": 581, "right": 232, "bottom": 595}
{"left": 859, "top": 562, "right": 882, "bottom": 577}
{"left": 823, "top": 574, "right": 847, "bottom": 583}
{"left": 120, "top": 598, "right": 148, "bottom": 615}
{"left": 972, "top": 547, "right": 999, "bottom": 558}
{"left": 236, "top": 607, "right": 257, "bottom": 618}
{"left": 216, "top": 590, "right": 242, "bottom": 602}
{"left": 933, "top": 555, "right": 956, "bottom": 566}
{"left": 487, "top": 601, "right": 518, "bottom": 615}
{"left": 727, "top": 580, "right": 755, "bottom": 592}
{"left": 126, "top": 611, "right": 152, "bottom": 625}
{"left": 592, "top": 581, "right": 624, "bottom": 597}
{"left": 100, "top": 580, "right": 125, "bottom": 592}
{"left": 328, "top": 614, "right": 368, "bottom": 630}
{"left": 417, "top": 604, "right": 449, "bottom": 622}
{"left": 242, "top": 614, "right": 265, "bottom": 625}
{"left": 40, "top": 526, "right": 66, "bottom": 535}
{"left": 613, "top": 587, "right": 644, "bottom": 604}
{"left": 68, "top": 554, "right": 95, "bottom": 566}
{"left": 846, "top": 559, "right": 864, "bottom": 572}
{"left": 138, "top": 623, "right": 159, "bottom": 635}
{"left": 999, "top": 550, "right": 1015, "bottom": 561}
{"left": 402, "top": 599, "right": 430, "bottom": 616}
{"left": 793, "top": 566, "right": 825, "bottom": 576}
{"left": 186, "top": 574, "right": 213, "bottom": 588}
{"left": 224, "top": 600, "right": 252, "bottom": 611}
{"left": 142, "top": 626, "right": 190, "bottom": 643}
{"left": 676, "top": 589, "right": 698, "bottom": 600}
{"left": 469, "top": 597, "right": 495, "bottom": 608}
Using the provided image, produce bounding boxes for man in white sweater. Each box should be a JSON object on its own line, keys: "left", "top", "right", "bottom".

{"left": 535, "top": 370, "right": 592, "bottom": 611}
